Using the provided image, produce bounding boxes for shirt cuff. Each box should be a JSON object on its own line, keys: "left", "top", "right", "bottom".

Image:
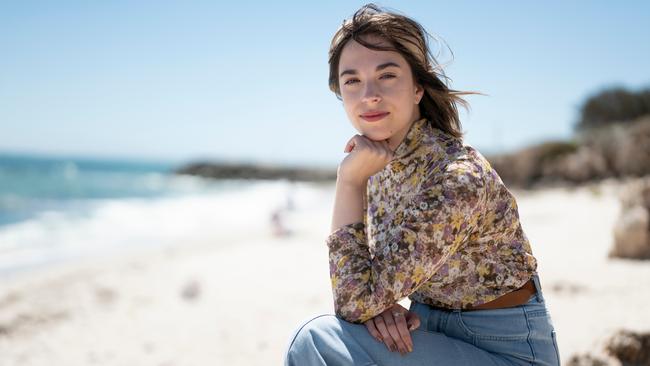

{"left": 326, "top": 221, "right": 367, "bottom": 250}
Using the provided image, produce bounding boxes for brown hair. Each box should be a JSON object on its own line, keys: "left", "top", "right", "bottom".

{"left": 328, "top": 3, "right": 485, "bottom": 139}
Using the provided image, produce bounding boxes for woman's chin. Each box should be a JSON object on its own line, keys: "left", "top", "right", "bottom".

{"left": 361, "top": 131, "right": 392, "bottom": 142}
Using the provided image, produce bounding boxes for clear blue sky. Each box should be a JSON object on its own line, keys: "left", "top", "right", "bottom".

{"left": 1, "top": 1, "right": 649, "bottom": 168}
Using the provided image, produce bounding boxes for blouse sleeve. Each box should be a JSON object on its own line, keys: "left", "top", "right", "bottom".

{"left": 326, "top": 161, "right": 487, "bottom": 323}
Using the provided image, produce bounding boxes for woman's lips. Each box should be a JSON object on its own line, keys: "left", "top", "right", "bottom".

{"left": 360, "top": 112, "right": 389, "bottom": 122}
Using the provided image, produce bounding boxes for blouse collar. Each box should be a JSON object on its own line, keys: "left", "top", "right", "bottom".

{"left": 391, "top": 117, "right": 430, "bottom": 161}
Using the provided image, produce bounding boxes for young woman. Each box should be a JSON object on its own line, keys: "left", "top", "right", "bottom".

{"left": 284, "top": 4, "right": 560, "bottom": 365}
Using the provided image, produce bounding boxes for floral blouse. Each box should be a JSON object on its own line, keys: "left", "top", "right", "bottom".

{"left": 326, "top": 117, "right": 538, "bottom": 323}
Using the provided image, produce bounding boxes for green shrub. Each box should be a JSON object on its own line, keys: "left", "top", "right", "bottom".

{"left": 575, "top": 86, "right": 650, "bottom": 131}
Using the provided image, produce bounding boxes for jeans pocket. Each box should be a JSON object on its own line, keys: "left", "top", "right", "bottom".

{"left": 456, "top": 306, "right": 530, "bottom": 341}
{"left": 454, "top": 307, "right": 535, "bottom": 364}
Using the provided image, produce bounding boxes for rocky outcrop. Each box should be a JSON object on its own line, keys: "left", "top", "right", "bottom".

{"left": 614, "top": 118, "right": 650, "bottom": 177}
{"left": 605, "top": 330, "right": 650, "bottom": 365}
{"left": 611, "top": 177, "right": 650, "bottom": 260}
{"left": 487, "top": 141, "right": 579, "bottom": 188}
{"left": 566, "top": 329, "right": 650, "bottom": 366}
{"left": 543, "top": 145, "right": 609, "bottom": 183}
{"left": 486, "top": 116, "right": 650, "bottom": 188}
{"left": 173, "top": 161, "right": 337, "bottom": 182}
{"left": 566, "top": 353, "right": 612, "bottom": 366}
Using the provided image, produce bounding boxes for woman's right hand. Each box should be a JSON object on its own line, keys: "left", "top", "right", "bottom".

{"left": 337, "top": 134, "right": 394, "bottom": 187}
{"left": 364, "top": 303, "right": 420, "bottom": 355}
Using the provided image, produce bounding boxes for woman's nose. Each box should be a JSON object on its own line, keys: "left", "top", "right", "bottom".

{"left": 361, "top": 81, "right": 382, "bottom": 103}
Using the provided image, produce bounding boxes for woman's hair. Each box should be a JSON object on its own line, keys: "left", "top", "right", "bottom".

{"left": 328, "top": 3, "right": 485, "bottom": 139}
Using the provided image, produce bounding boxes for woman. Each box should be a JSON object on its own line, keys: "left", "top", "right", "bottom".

{"left": 284, "top": 4, "right": 560, "bottom": 365}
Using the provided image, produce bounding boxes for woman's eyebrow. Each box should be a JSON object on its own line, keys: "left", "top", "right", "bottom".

{"left": 339, "top": 62, "right": 401, "bottom": 77}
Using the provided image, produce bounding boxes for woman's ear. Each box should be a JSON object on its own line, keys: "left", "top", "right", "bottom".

{"left": 415, "top": 83, "right": 424, "bottom": 104}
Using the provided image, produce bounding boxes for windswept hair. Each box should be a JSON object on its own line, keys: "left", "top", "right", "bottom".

{"left": 328, "top": 3, "right": 485, "bottom": 139}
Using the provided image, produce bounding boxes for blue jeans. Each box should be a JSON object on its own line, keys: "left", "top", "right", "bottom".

{"left": 283, "top": 273, "right": 560, "bottom": 365}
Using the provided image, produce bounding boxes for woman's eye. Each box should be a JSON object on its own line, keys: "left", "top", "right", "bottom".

{"left": 343, "top": 74, "right": 395, "bottom": 86}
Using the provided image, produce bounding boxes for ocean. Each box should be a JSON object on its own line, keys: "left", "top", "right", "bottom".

{"left": 0, "top": 153, "right": 308, "bottom": 276}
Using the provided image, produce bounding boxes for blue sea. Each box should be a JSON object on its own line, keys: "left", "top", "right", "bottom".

{"left": 0, "top": 152, "right": 299, "bottom": 276}
{"left": 0, "top": 152, "right": 230, "bottom": 226}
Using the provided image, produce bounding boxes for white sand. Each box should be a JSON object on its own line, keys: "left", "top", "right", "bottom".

{"left": 0, "top": 178, "right": 648, "bottom": 365}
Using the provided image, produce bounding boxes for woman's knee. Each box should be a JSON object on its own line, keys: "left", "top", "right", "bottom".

{"left": 283, "top": 314, "right": 341, "bottom": 365}
{"left": 286, "top": 313, "right": 340, "bottom": 348}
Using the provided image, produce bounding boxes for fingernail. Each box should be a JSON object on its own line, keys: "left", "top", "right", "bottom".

{"left": 408, "top": 344, "right": 413, "bottom": 352}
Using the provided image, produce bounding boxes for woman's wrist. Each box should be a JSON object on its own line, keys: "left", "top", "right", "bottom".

{"left": 336, "top": 172, "right": 368, "bottom": 189}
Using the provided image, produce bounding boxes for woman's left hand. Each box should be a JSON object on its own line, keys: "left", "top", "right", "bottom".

{"left": 364, "top": 303, "right": 420, "bottom": 355}
{"left": 337, "top": 134, "right": 394, "bottom": 187}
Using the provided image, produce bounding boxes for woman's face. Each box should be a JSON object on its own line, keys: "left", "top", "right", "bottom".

{"left": 338, "top": 34, "right": 424, "bottom": 151}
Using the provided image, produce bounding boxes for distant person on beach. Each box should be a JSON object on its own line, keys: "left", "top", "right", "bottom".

{"left": 271, "top": 208, "right": 291, "bottom": 237}
{"left": 284, "top": 3, "right": 560, "bottom": 365}
{"left": 270, "top": 184, "right": 296, "bottom": 237}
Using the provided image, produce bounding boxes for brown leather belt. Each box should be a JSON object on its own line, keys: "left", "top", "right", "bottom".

{"left": 462, "top": 278, "right": 537, "bottom": 311}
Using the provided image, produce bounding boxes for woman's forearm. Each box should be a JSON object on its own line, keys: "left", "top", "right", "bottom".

{"left": 330, "top": 178, "right": 366, "bottom": 234}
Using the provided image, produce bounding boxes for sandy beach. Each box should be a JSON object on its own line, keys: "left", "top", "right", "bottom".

{"left": 0, "top": 178, "right": 648, "bottom": 365}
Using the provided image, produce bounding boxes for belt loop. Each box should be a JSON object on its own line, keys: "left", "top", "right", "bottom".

{"left": 531, "top": 273, "right": 545, "bottom": 303}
